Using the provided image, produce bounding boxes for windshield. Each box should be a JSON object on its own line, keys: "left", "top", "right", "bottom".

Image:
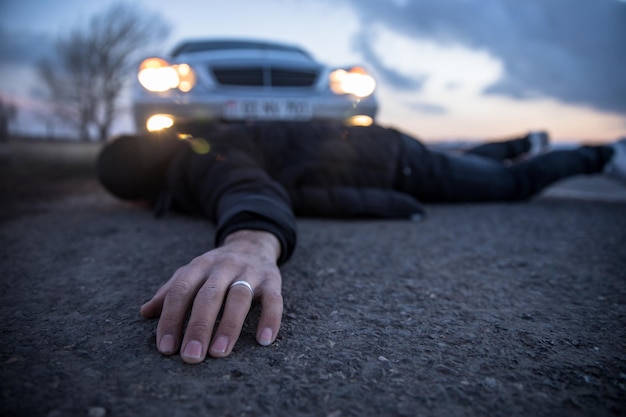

{"left": 171, "top": 40, "right": 313, "bottom": 59}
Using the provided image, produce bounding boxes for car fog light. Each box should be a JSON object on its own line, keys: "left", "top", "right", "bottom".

{"left": 146, "top": 114, "right": 174, "bottom": 132}
{"left": 347, "top": 115, "right": 373, "bottom": 127}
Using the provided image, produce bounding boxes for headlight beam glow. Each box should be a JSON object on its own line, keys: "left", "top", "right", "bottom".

{"left": 146, "top": 114, "right": 174, "bottom": 132}
{"left": 330, "top": 67, "right": 376, "bottom": 98}
{"left": 138, "top": 58, "right": 196, "bottom": 93}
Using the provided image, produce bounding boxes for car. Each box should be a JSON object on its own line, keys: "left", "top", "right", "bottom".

{"left": 132, "top": 38, "right": 378, "bottom": 133}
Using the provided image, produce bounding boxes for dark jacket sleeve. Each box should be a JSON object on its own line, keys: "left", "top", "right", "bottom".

{"left": 290, "top": 186, "right": 425, "bottom": 221}
{"left": 166, "top": 146, "right": 297, "bottom": 265}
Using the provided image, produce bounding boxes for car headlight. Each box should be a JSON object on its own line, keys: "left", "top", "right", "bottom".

{"left": 138, "top": 58, "right": 196, "bottom": 93}
{"left": 329, "top": 67, "right": 376, "bottom": 98}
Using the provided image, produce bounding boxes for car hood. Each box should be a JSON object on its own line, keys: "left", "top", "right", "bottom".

{"left": 174, "top": 49, "right": 323, "bottom": 70}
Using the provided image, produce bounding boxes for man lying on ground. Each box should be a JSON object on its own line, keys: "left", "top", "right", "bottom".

{"left": 97, "top": 121, "right": 626, "bottom": 363}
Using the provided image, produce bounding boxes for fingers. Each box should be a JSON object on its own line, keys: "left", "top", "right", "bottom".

{"left": 206, "top": 283, "right": 255, "bottom": 358}
{"left": 178, "top": 278, "right": 241, "bottom": 363}
{"left": 141, "top": 248, "right": 284, "bottom": 363}
{"left": 256, "top": 288, "right": 283, "bottom": 347}
{"left": 155, "top": 264, "right": 211, "bottom": 356}
{"left": 206, "top": 279, "right": 283, "bottom": 357}
{"left": 139, "top": 279, "right": 174, "bottom": 318}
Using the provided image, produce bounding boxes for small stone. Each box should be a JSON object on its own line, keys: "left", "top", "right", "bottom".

{"left": 410, "top": 213, "right": 423, "bottom": 222}
{"left": 87, "top": 406, "right": 107, "bottom": 417}
{"left": 484, "top": 377, "right": 497, "bottom": 388}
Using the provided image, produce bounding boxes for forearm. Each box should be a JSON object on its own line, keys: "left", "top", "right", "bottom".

{"left": 166, "top": 147, "right": 297, "bottom": 264}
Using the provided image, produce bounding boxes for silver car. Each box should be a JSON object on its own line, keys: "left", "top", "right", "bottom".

{"left": 132, "top": 39, "right": 378, "bottom": 133}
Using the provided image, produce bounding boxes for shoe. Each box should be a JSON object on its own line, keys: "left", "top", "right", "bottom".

{"left": 604, "top": 137, "right": 626, "bottom": 183}
{"left": 526, "top": 131, "right": 550, "bottom": 158}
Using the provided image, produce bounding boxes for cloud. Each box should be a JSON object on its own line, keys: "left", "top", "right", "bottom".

{"left": 341, "top": 0, "right": 626, "bottom": 114}
{"left": 406, "top": 101, "right": 447, "bottom": 115}
{"left": 0, "top": 27, "right": 54, "bottom": 65}
{"left": 352, "top": 32, "right": 425, "bottom": 90}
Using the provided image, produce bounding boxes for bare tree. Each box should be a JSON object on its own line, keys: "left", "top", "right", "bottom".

{"left": 37, "top": 3, "right": 170, "bottom": 141}
{"left": 38, "top": 30, "right": 95, "bottom": 140}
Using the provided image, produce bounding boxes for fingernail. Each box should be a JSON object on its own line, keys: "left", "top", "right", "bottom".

{"left": 210, "top": 336, "right": 229, "bottom": 353}
{"left": 159, "top": 334, "right": 175, "bottom": 354}
{"left": 182, "top": 340, "right": 203, "bottom": 361}
{"left": 258, "top": 328, "right": 273, "bottom": 346}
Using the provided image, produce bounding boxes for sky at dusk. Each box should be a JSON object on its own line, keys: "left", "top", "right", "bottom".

{"left": 1, "top": 0, "right": 625, "bottom": 143}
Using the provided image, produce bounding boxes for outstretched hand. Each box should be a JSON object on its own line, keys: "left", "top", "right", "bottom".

{"left": 140, "top": 230, "right": 283, "bottom": 363}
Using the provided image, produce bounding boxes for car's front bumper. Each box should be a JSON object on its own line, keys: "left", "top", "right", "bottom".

{"left": 132, "top": 88, "right": 378, "bottom": 133}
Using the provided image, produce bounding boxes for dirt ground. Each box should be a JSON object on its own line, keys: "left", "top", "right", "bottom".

{"left": 1, "top": 139, "right": 625, "bottom": 417}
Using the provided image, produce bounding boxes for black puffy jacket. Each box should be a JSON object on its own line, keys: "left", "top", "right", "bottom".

{"left": 166, "top": 122, "right": 424, "bottom": 264}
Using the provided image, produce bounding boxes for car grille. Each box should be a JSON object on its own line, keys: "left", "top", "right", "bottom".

{"left": 212, "top": 66, "right": 318, "bottom": 87}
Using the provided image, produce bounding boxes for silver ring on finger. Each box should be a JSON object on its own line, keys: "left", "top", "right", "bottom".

{"left": 229, "top": 280, "right": 254, "bottom": 296}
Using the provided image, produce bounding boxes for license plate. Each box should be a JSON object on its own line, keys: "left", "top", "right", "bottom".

{"left": 223, "top": 99, "right": 312, "bottom": 120}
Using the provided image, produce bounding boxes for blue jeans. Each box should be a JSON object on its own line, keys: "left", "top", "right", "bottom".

{"left": 396, "top": 135, "right": 613, "bottom": 202}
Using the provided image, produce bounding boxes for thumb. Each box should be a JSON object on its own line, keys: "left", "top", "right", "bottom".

{"left": 139, "top": 281, "right": 172, "bottom": 318}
